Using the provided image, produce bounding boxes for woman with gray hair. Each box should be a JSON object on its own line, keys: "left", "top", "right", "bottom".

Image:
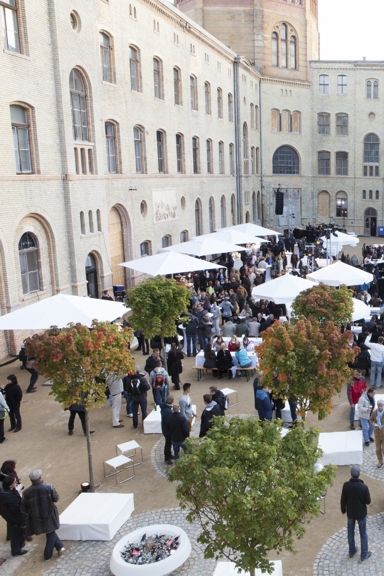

{"left": 370, "top": 399, "right": 384, "bottom": 468}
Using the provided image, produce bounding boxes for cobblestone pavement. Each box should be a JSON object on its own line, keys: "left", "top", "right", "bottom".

{"left": 313, "top": 512, "right": 384, "bottom": 575}
{"left": 43, "top": 508, "right": 216, "bottom": 576}
{"left": 359, "top": 439, "right": 384, "bottom": 482}
{"left": 151, "top": 422, "right": 200, "bottom": 479}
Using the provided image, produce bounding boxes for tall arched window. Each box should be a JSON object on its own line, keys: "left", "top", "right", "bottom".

{"left": 217, "top": 88, "right": 223, "bottom": 118}
{"left": 364, "top": 133, "right": 380, "bottom": 177}
{"left": 88, "top": 210, "right": 94, "bottom": 233}
{"left": 317, "top": 191, "right": 330, "bottom": 219}
{"left": 220, "top": 195, "right": 226, "bottom": 228}
{"left": 10, "top": 104, "right": 32, "bottom": 174}
{"left": 250, "top": 103, "right": 254, "bottom": 129}
{"left": 336, "top": 192, "right": 348, "bottom": 218}
{"left": 229, "top": 143, "right": 235, "bottom": 175}
{"left": 209, "top": 196, "right": 215, "bottom": 233}
{"left": 133, "top": 126, "right": 145, "bottom": 173}
{"left": 173, "top": 67, "right": 182, "bottom": 105}
{"left": 280, "top": 24, "right": 287, "bottom": 68}
{"left": 156, "top": 130, "right": 167, "bottom": 174}
{"left": 195, "top": 198, "right": 202, "bottom": 236}
{"left": 206, "top": 139, "right": 213, "bottom": 174}
{"left": 252, "top": 192, "right": 257, "bottom": 222}
{"left": 243, "top": 122, "right": 248, "bottom": 174}
{"left": 190, "top": 75, "right": 198, "bottom": 110}
{"left": 153, "top": 57, "right": 163, "bottom": 99}
{"left": 272, "top": 32, "right": 278, "bottom": 67}
{"left": 318, "top": 151, "right": 330, "bottom": 175}
{"left": 80, "top": 211, "right": 85, "bottom": 234}
{"left": 105, "top": 121, "right": 117, "bottom": 173}
{"left": 70, "top": 69, "right": 89, "bottom": 141}
{"left": 367, "top": 80, "right": 372, "bottom": 99}
{"left": 231, "top": 194, "right": 236, "bottom": 225}
{"left": 85, "top": 253, "right": 99, "bottom": 298}
{"left": 205, "top": 82, "right": 211, "bottom": 115}
{"left": 100, "top": 32, "right": 113, "bottom": 83}
{"left": 129, "top": 45, "right": 141, "bottom": 91}
{"left": 273, "top": 146, "right": 299, "bottom": 174}
{"left": 218, "top": 141, "right": 224, "bottom": 174}
{"left": 290, "top": 36, "right": 296, "bottom": 69}
{"left": 19, "top": 232, "right": 40, "bottom": 294}
{"left": 96, "top": 209, "right": 102, "bottom": 231}
{"left": 176, "top": 133, "right": 185, "bottom": 174}
{"left": 228, "top": 93, "right": 234, "bottom": 122}
{"left": 192, "top": 136, "right": 200, "bottom": 174}
{"left": 257, "top": 191, "right": 261, "bottom": 220}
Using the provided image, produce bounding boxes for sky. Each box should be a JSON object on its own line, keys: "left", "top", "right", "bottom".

{"left": 319, "top": 0, "right": 384, "bottom": 61}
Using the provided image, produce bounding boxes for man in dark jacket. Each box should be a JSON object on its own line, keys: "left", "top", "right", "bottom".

{"left": 183, "top": 311, "right": 198, "bottom": 357}
{"left": 167, "top": 405, "right": 189, "bottom": 460}
{"left": 209, "top": 386, "right": 226, "bottom": 416}
{"left": 21, "top": 470, "right": 65, "bottom": 561}
{"left": 67, "top": 402, "right": 92, "bottom": 436}
{"left": 160, "top": 394, "right": 174, "bottom": 465}
{"left": 199, "top": 394, "right": 221, "bottom": 437}
{"left": 124, "top": 368, "right": 150, "bottom": 429}
{"left": 144, "top": 348, "right": 165, "bottom": 374}
{"left": 4, "top": 374, "right": 23, "bottom": 432}
{"left": 255, "top": 385, "right": 274, "bottom": 421}
{"left": 340, "top": 465, "right": 371, "bottom": 562}
{"left": 0, "top": 476, "right": 27, "bottom": 556}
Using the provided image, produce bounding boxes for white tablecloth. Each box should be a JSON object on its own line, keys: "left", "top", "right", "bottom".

{"left": 57, "top": 493, "right": 134, "bottom": 541}
{"left": 217, "top": 336, "right": 262, "bottom": 350}
{"left": 195, "top": 351, "right": 257, "bottom": 369}
{"left": 317, "top": 431, "right": 363, "bottom": 466}
{"left": 213, "top": 561, "right": 282, "bottom": 576}
{"left": 144, "top": 405, "right": 197, "bottom": 434}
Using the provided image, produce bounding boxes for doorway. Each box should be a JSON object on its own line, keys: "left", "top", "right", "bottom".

{"left": 364, "top": 208, "right": 377, "bottom": 236}
{"left": 85, "top": 253, "right": 98, "bottom": 298}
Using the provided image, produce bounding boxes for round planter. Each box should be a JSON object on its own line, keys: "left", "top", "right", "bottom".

{"left": 110, "top": 524, "right": 192, "bottom": 576}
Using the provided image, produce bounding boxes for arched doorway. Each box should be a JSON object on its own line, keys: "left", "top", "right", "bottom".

{"left": 318, "top": 191, "right": 330, "bottom": 219}
{"left": 85, "top": 253, "right": 99, "bottom": 298}
{"left": 108, "top": 207, "right": 125, "bottom": 286}
{"left": 364, "top": 207, "right": 377, "bottom": 236}
{"left": 245, "top": 211, "right": 251, "bottom": 223}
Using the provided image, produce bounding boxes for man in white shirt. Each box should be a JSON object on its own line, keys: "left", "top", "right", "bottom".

{"left": 365, "top": 335, "right": 384, "bottom": 389}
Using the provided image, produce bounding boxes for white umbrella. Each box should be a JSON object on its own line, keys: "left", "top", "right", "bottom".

{"left": 227, "top": 223, "right": 282, "bottom": 238}
{"left": 0, "top": 294, "right": 129, "bottom": 330}
{"left": 204, "top": 230, "right": 263, "bottom": 246}
{"left": 321, "top": 231, "right": 359, "bottom": 247}
{"left": 161, "top": 236, "right": 244, "bottom": 256}
{"left": 251, "top": 274, "right": 316, "bottom": 304}
{"left": 306, "top": 261, "right": 373, "bottom": 287}
{"left": 352, "top": 298, "right": 371, "bottom": 322}
{"left": 120, "top": 251, "right": 221, "bottom": 276}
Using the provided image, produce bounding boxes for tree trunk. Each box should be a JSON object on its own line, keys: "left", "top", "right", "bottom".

{"left": 161, "top": 335, "right": 167, "bottom": 372}
{"left": 250, "top": 570, "right": 256, "bottom": 576}
{"left": 85, "top": 410, "right": 96, "bottom": 492}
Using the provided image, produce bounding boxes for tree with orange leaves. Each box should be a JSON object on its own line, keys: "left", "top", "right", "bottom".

{"left": 25, "top": 322, "right": 135, "bottom": 490}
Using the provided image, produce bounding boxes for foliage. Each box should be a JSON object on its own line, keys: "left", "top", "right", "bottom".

{"left": 128, "top": 276, "right": 191, "bottom": 340}
{"left": 24, "top": 322, "right": 135, "bottom": 410}
{"left": 168, "top": 417, "right": 335, "bottom": 575}
{"left": 291, "top": 283, "right": 353, "bottom": 326}
{"left": 258, "top": 318, "right": 356, "bottom": 419}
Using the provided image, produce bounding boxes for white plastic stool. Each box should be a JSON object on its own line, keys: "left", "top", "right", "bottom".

{"left": 104, "top": 455, "right": 135, "bottom": 484}
{"left": 221, "top": 387, "right": 238, "bottom": 408}
{"left": 116, "top": 440, "right": 143, "bottom": 465}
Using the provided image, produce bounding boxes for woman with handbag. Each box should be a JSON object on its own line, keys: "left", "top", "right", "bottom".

{"left": 0, "top": 390, "right": 10, "bottom": 443}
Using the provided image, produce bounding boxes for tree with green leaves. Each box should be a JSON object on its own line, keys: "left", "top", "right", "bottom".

{"left": 127, "top": 275, "right": 191, "bottom": 369}
{"left": 25, "top": 322, "right": 135, "bottom": 491}
{"left": 258, "top": 317, "right": 356, "bottom": 419}
{"left": 168, "top": 416, "right": 335, "bottom": 576}
{"left": 291, "top": 283, "right": 353, "bottom": 326}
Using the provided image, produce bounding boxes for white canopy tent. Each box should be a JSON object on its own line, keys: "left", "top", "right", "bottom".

{"left": 203, "top": 230, "right": 265, "bottom": 246}
{"left": 0, "top": 294, "right": 129, "bottom": 330}
{"left": 306, "top": 261, "right": 373, "bottom": 287}
{"left": 352, "top": 298, "right": 371, "bottom": 322}
{"left": 321, "top": 232, "right": 359, "bottom": 257}
{"left": 119, "top": 251, "right": 222, "bottom": 276}
{"left": 227, "top": 223, "right": 282, "bottom": 239}
{"left": 160, "top": 236, "right": 244, "bottom": 256}
{"left": 251, "top": 274, "right": 316, "bottom": 305}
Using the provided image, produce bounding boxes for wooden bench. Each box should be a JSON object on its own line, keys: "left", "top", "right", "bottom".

{"left": 192, "top": 366, "right": 219, "bottom": 381}
{"left": 235, "top": 367, "right": 255, "bottom": 381}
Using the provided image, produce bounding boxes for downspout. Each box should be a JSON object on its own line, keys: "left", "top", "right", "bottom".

{"left": 259, "top": 78, "right": 265, "bottom": 226}
{"left": 233, "top": 56, "right": 242, "bottom": 224}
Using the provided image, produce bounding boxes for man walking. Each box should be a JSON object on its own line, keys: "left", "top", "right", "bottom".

{"left": 370, "top": 399, "right": 384, "bottom": 468}
{"left": 106, "top": 373, "right": 124, "bottom": 428}
{"left": 124, "top": 367, "right": 150, "bottom": 429}
{"left": 167, "top": 405, "right": 189, "bottom": 460}
{"left": 340, "top": 465, "right": 371, "bottom": 562}
{"left": 21, "top": 470, "right": 65, "bottom": 561}
{"left": 357, "top": 387, "right": 375, "bottom": 447}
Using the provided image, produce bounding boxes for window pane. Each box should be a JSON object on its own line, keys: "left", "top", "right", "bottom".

{"left": 15, "top": 127, "right": 31, "bottom": 172}
{"left": 272, "top": 33, "right": 278, "bottom": 67}
{"left": 374, "top": 81, "right": 379, "bottom": 99}
{"left": 12, "top": 126, "right": 21, "bottom": 172}
{"left": 273, "top": 146, "right": 299, "bottom": 175}
{"left": 367, "top": 81, "right": 372, "bottom": 99}
{"left": 290, "top": 36, "right": 296, "bottom": 69}
{"left": 4, "top": 7, "right": 20, "bottom": 53}
{"left": 10, "top": 105, "right": 27, "bottom": 124}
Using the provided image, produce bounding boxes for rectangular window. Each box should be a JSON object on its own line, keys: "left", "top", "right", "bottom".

{"left": 11, "top": 105, "right": 32, "bottom": 174}
{"left": 218, "top": 141, "right": 224, "bottom": 174}
{"left": 176, "top": 133, "right": 184, "bottom": 174}
{"left": 1, "top": 0, "right": 20, "bottom": 53}
{"left": 173, "top": 68, "right": 182, "bottom": 106}
{"left": 192, "top": 137, "right": 199, "bottom": 174}
{"left": 336, "top": 152, "right": 348, "bottom": 176}
{"left": 153, "top": 58, "right": 162, "bottom": 99}
{"left": 157, "top": 131, "right": 166, "bottom": 173}
{"left": 318, "top": 151, "right": 330, "bottom": 175}
{"left": 337, "top": 75, "right": 347, "bottom": 95}
{"left": 319, "top": 75, "right": 329, "bottom": 94}
{"left": 318, "top": 113, "right": 330, "bottom": 135}
{"left": 206, "top": 140, "right": 213, "bottom": 174}
{"left": 336, "top": 114, "right": 348, "bottom": 135}
{"left": 376, "top": 190, "right": 380, "bottom": 199}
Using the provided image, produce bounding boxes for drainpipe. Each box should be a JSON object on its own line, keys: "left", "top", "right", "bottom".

{"left": 259, "top": 78, "right": 265, "bottom": 226}
{"left": 233, "top": 56, "right": 242, "bottom": 224}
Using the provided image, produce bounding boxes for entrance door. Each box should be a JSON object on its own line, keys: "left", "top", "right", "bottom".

{"left": 85, "top": 254, "right": 98, "bottom": 298}
{"left": 364, "top": 208, "right": 377, "bottom": 236}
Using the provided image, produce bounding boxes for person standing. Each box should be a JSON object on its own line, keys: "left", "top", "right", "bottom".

{"left": 160, "top": 395, "right": 174, "bottom": 466}
{"left": 167, "top": 342, "right": 184, "bottom": 391}
{"left": 255, "top": 384, "right": 274, "bottom": 421}
{"left": 4, "top": 374, "right": 23, "bottom": 433}
{"left": 184, "top": 311, "right": 198, "bottom": 357}
{"left": 25, "top": 358, "right": 39, "bottom": 394}
{"left": 370, "top": 399, "right": 384, "bottom": 468}
{"left": 106, "top": 373, "right": 124, "bottom": 428}
{"left": 168, "top": 405, "right": 189, "bottom": 460}
{"left": 0, "top": 390, "right": 9, "bottom": 444}
{"left": 67, "top": 403, "right": 94, "bottom": 436}
{"left": 365, "top": 334, "right": 384, "bottom": 389}
{"left": 347, "top": 370, "right": 366, "bottom": 431}
{"left": 125, "top": 368, "right": 150, "bottom": 429}
{"left": 199, "top": 394, "right": 221, "bottom": 437}
{"left": 210, "top": 300, "right": 221, "bottom": 337}
{"left": 340, "top": 465, "right": 371, "bottom": 562}
{"left": 0, "top": 476, "right": 28, "bottom": 556}
{"left": 358, "top": 387, "right": 375, "bottom": 447}
{"left": 179, "top": 383, "right": 195, "bottom": 432}
{"left": 21, "top": 470, "right": 65, "bottom": 561}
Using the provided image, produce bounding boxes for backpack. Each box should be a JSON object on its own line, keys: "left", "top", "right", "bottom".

{"left": 130, "top": 377, "right": 141, "bottom": 393}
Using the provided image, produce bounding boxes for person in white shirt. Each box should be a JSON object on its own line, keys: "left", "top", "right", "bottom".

{"left": 365, "top": 335, "right": 384, "bottom": 389}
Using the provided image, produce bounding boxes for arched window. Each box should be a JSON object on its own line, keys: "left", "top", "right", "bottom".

{"left": 133, "top": 126, "right": 145, "bottom": 173}
{"left": 255, "top": 105, "right": 259, "bottom": 130}
{"left": 220, "top": 195, "right": 226, "bottom": 228}
{"left": 100, "top": 32, "right": 113, "bottom": 83}
{"left": 280, "top": 24, "right": 287, "bottom": 68}
{"left": 205, "top": 82, "right": 211, "bottom": 115}
{"left": 80, "top": 211, "right": 85, "bottom": 234}
{"left": 176, "top": 133, "right": 185, "bottom": 174}
{"left": 318, "top": 113, "right": 330, "bottom": 135}
{"left": 217, "top": 88, "right": 223, "bottom": 118}
{"left": 256, "top": 147, "right": 260, "bottom": 174}
{"left": 336, "top": 151, "right": 348, "bottom": 176}
{"left": 173, "top": 67, "right": 182, "bottom": 105}
{"left": 85, "top": 253, "right": 98, "bottom": 298}
{"left": 88, "top": 210, "right": 94, "bottom": 233}
{"left": 180, "top": 230, "right": 189, "bottom": 243}
{"left": 228, "top": 93, "right": 234, "bottom": 122}
{"left": 192, "top": 136, "right": 200, "bottom": 174}
{"left": 271, "top": 109, "right": 280, "bottom": 132}
{"left": 272, "top": 32, "right": 278, "bottom": 67}
{"left": 273, "top": 146, "right": 299, "bottom": 175}
{"left": 96, "top": 209, "right": 102, "bottom": 231}
{"left": 250, "top": 103, "right": 254, "bottom": 129}
{"left": 362, "top": 190, "right": 366, "bottom": 199}
{"left": 190, "top": 75, "right": 198, "bottom": 110}
{"left": 245, "top": 211, "right": 251, "bottom": 223}
{"left": 251, "top": 146, "right": 256, "bottom": 174}
{"left": 243, "top": 122, "right": 249, "bottom": 174}
{"left": 231, "top": 194, "right": 236, "bottom": 225}
{"left": 367, "top": 80, "right": 372, "bottom": 99}
{"left": 374, "top": 81, "right": 379, "bottom": 99}
{"left": 336, "top": 192, "right": 348, "bottom": 218}
{"left": 364, "top": 133, "right": 380, "bottom": 176}
{"left": 218, "top": 141, "right": 224, "bottom": 174}
{"left": 206, "top": 139, "right": 213, "bottom": 173}
{"left": 156, "top": 130, "right": 167, "bottom": 174}
{"left": 162, "top": 235, "right": 172, "bottom": 248}
{"left": 290, "top": 36, "right": 296, "bottom": 69}
{"left": 257, "top": 191, "right": 261, "bottom": 220}
{"left": 292, "top": 111, "right": 301, "bottom": 133}
{"left": 153, "top": 57, "right": 163, "bottom": 99}
{"left": 70, "top": 69, "right": 89, "bottom": 141}
{"left": 19, "top": 232, "right": 40, "bottom": 294}
{"left": 129, "top": 45, "right": 141, "bottom": 91}
{"left": 229, "top": 143, "right": 235, "bottom": 175}
{"left": 318, "top": 151, "right": 330, "bottom": 175}
{"left": 140, "top": 241, "right": 152, "bottom": 256}
{"left": 317, "top": 191, "right": 330, "bottom": 218}
{"left": 369, "top": 190, "right": 373, "bottom": 200}
{"left": 10, "top": 104, "right": 32, "bottom": 173}
{"left": 195, "top": 198, "right": 202, "bottom": 236}
{"left": 281, "top": 110, "right": 290, "bottom": 132}
{"left": 105, "top": 121, "right": 118, "bottom": 173}
{"left": 252, "top": 191, "right": 257, "bottom": 222}
{"left": 209, "top": 196, "right": 215, "bottom": 233}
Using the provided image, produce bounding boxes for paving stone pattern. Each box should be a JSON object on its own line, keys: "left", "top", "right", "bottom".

{"left": 313, "top": 512, "right": 384, "bottom": 575}
{"left": 43, "top": 508, "right": 216, "bottom": 576}
{"left": 359, "top": 439, "right": 384, "bottom": 482}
